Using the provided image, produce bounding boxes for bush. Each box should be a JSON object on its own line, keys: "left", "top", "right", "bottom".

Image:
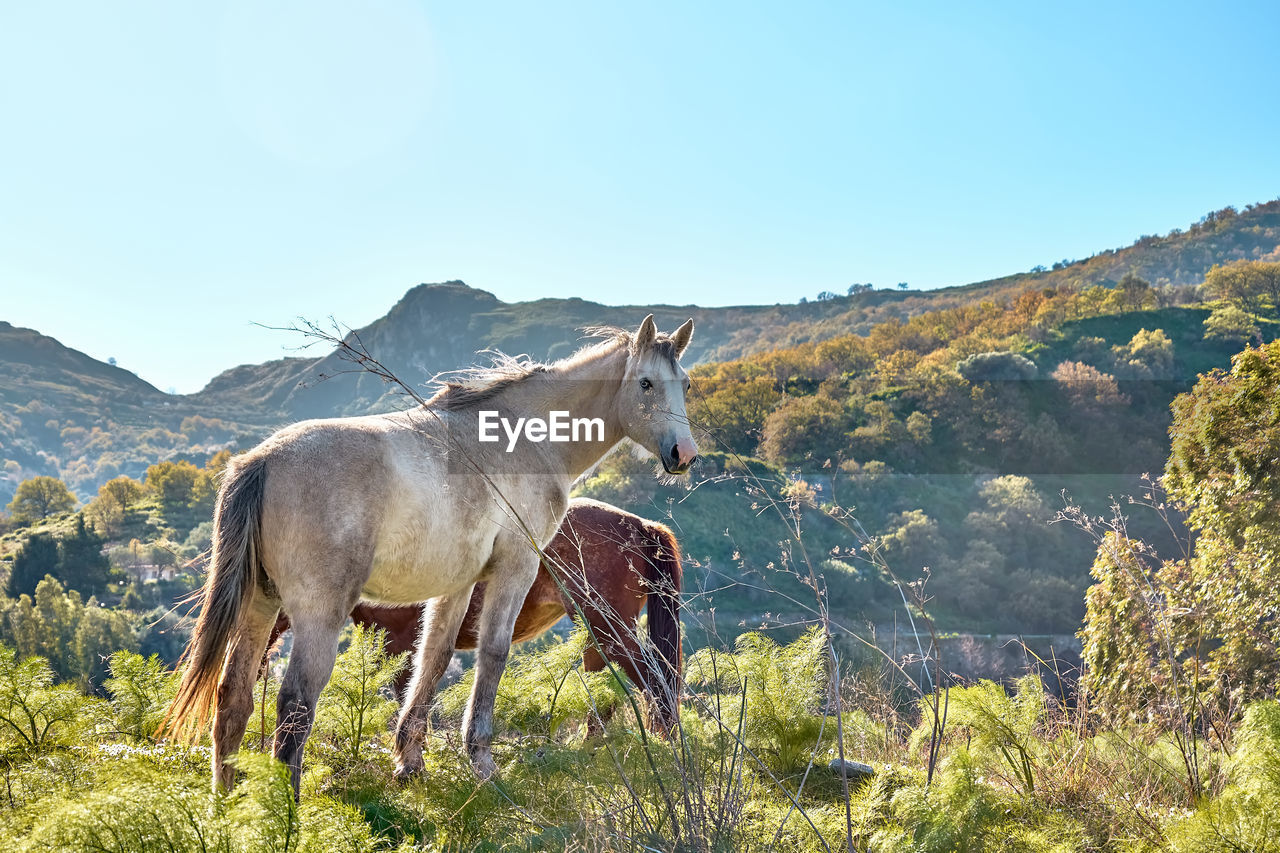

{"left": 687, "top": 627, "right": 833, "bottom": 775}
{"left": 1164, "top": 701, "right": 1280, "bottom": 852}
{"left": 955, "top": 351, "right": 1038, "bottom": 382}
{"left": 438, "top": 625, "right": 624, "bottom": 739}
{"left": 310, "top": 624, "right": 406, "bottom": 768}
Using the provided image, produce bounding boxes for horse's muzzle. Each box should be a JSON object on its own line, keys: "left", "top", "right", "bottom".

{"left": 661, "top": 439, "right": 698, "bottom": 475}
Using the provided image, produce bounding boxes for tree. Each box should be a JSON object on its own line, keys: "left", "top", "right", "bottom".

{"left": 188, "top": 469, "right": 218, "bottom": 520}
{"left": 6, "top": 476, "right": 76, "bottom": 524}
{"left": 1112, "top": 328, "right": 1174, "bottom": 379}
{"left": 6, "top": 517, "right": 111, "bottom": 599}
{"left": 1203, "top": 304, "right": 1260, "bottom": 343}
{"left": 1166, "top": 340, "right": 1280, "bottom": 544}
{"left": 759, "top": 394, "right": 850, "bottom": 466}
{"left": 1051, "top": 361, "right": 1128, "bottom": 411}
{"left": 1080, "top": 533, "right": 1173, "bottom": 720}
{"left": 144, "top": 460, "right": 199, "bottom": 510}
{"left": 1202, "top": 261, "right": 1280, "bottom": 313}
{"left": 144, "top": 459, "right": 205, "bottom": 531}
{"left": 6, "top": 533, "right": 59, "bottom": 598}
{"left": 689, "top": 364, "right": 783, "bottom": 456}
{"left": 57, "top": 515, "right": 112, "bottom": 598}
{"left": 956, "top": 351, "right": 1038, "bottom": 382}
{"left": 1116, "top": 272, "right": 1154, "bottom": 311}
{"left": 1147, "top": 339, "right": 1280, "bottom": 709}
{"left": 881, "top": 509, "right": 945, "bottom": 576}
{"left": 85, "top": 475, "right": 145, "bottom": 538}
{"left": 100, "top": 475, "right": 145, "bottom": 510}
{"left": 0, "top": 577, "right": 137, "bottom": 690}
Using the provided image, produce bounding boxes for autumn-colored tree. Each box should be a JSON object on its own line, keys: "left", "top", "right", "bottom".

{"left": 6, "top": 476, "right": 76, "bottom": 524}
{"left": 85, "top": 475, "right": 145, "bottom": 538}
{"left": 1116, "top": 271, "right": 1154, "bottom": 311}
{"left": 689, "top": 363, "right": 782, "bottom": 456}
{"left": 759, "top": 394, "right": 849, "bottom": 466}
{"left": 1050, "top": 361, "right": 1128, "bottom": 411}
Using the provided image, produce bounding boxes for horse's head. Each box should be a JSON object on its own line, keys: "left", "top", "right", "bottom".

{"left": 618, "top": 315, "right": 698, "bottom": 475}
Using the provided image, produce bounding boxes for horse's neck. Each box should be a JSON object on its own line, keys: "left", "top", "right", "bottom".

{"left": 496, "top": 347, "right": 627, "bottom": 480}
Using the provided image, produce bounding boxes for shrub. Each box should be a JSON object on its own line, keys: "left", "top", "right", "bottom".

{"left": 104, "top": 651, "right": 179, "bottom": 743}
{"left": 955, "top": 351, "right": 1038, "bottom": 382}
{"left": 1163, "top": 701, "right": 1280, "bottom": 852}
{"left": 687, "top": 627, "right": 832, "bottom": 775}
{"left": 311, "top": 624, "right": 407, "bottom": 768}
{"left": 438, "top": 626, "right": 624, "bottom": 739}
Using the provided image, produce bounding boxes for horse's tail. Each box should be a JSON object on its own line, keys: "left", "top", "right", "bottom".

{"left": 642, "top": 520, "right": 683, "bottom": 728}
{"left": 161, "top": 455, "right": 268, "bottom": 741}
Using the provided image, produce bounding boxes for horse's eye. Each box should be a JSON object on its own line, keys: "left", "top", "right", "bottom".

{"left": 639, "top": 378, "right": 652, "bottom": 391}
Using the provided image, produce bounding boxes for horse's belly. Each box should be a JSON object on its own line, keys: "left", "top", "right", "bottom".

{"left": 361, "top": 510, "right": 497, "bottom": 604}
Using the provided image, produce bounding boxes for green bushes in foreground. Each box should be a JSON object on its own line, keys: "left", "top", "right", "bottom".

{"left": 0, "top": 628, "right": 1278, "bottom": 852}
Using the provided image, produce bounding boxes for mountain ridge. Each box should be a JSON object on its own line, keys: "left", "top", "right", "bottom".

{"left": 3, "top": 198, "right": 1279, "bottom": 505}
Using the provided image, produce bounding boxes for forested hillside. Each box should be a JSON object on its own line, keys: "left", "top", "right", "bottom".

{"left": 3, "top": 202, "right": 1280, "bottom": 638}
{"left": 4, "top": 203, "right": 1280, "bottom": 851}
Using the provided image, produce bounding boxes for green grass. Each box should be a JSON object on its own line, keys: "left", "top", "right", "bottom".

{"left": 2, "top": 629, "right": 1278, "bottom": 852}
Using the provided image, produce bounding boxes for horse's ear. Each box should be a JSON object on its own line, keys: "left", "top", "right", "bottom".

{"left": 633, "top": 314, "right": 657, "bottom": 353}
{"left": 671, "top": 318, "right": 694, "bottom": 358}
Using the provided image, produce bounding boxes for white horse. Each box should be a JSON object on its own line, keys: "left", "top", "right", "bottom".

{"left": 163, "top": 316, "right": 698, "bottom": 795}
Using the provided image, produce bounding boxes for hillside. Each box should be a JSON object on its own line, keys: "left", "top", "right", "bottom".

{"left": 194, "top": 200, "right": 1280, "bottom": 419}
{"left": 2, "top": 199, "right": 1279, "bottom": 510}
{"left": 0, "top": 323, "right": 277, "bottom": 506}
{"left": 191, "top": 280, "right": 909, "bottom": 419}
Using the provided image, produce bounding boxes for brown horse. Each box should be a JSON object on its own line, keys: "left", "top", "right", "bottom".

{"left": 268, "top": 497, "right": 683, "bottom": 731}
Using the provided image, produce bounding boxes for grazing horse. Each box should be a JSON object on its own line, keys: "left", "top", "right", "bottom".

{"left": 163, "top": 316, "right": 698, "bottom": 795}
{"left": 268, "top": 497, "right": 683, "bottom": 731}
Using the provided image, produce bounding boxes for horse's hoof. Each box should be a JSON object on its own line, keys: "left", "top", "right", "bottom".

{"left": 393, "top": 758, "right": 424, "bottom": 781}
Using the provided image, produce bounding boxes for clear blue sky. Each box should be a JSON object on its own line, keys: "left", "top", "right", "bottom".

{"left": 2, "top": 1, "right": 1278, "bottom": 393}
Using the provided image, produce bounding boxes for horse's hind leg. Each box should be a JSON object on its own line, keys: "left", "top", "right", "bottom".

{"left": 212, "top": 591, "right": 281, "bottom": 792}
{"left": 463, "top": 555, "right": 539, "bottom": 780}
{"left": 392, "top": 590, "right": 475, "bottom": 779}
{"left": 273, "top": 610, "right": 347, "bottom": 796}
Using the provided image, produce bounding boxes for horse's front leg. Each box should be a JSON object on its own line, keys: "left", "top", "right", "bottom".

{"left": 392, "top": 590, "right": 474, "bottom": 779}
{"left": 463, "top": 552, "right": 540, "bottom": 780}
